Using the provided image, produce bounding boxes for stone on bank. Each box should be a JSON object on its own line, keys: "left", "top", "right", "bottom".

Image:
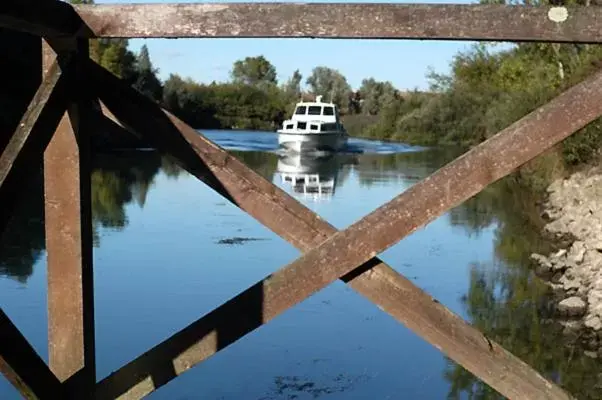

{"left": 530, "top": 171, "right": 602, "bottom": 345}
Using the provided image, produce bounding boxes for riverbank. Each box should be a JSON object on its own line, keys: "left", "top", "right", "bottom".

{"left": 531, "top": 164, "right": 602, "bottom": 355}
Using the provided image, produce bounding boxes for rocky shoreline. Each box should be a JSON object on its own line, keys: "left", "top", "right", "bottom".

{"left": 531, "top": 168, "right": 602, "bottom": 355}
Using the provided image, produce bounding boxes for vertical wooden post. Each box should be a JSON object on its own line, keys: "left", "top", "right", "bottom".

{"left": 43, "top": 37, "right": 95, "bottom": 394}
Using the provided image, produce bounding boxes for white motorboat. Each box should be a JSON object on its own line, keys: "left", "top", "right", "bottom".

{"left": 277, "top": 95, "right": 348, "bottom": 153}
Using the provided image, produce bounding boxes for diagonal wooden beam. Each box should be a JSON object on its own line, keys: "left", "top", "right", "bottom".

{"left": 88, "top": 59, "right": 585, "bottom": 399}
{"left": 0, "top": 57, "right": 71, "bottom": 235}
{"left": 0, "top": 308, "right": 64, "bottom": 399}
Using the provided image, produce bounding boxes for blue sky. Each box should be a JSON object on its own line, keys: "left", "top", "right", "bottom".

{"left": 97, "top": 0, "right": 483, "bottom": 90}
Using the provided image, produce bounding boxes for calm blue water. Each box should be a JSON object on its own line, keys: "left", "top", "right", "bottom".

{"left": 0, "top": 130, "right": 588, "bottom": 399}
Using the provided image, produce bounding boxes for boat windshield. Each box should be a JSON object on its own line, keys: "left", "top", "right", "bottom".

{"left": 293, "top": 104, "right": 337, "bottom": 116}
{"left": 307, "top": 106, "right": 321, "bottom": 115}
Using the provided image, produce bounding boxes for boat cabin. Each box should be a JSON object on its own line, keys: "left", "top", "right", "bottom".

{"left": 279, "top": 95, "right": 345, "bottom": 134}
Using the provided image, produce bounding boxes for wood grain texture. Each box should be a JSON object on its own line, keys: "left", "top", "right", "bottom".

{"left": 73, "top": 3, "right": 602, "bottom": 43}
{"left": 2, "top": 2, "right": 602, "bottom": 43}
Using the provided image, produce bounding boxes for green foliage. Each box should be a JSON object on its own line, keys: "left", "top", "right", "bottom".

{"left": 231, "top": 56, "right": 278, "bottom": 88}
{"left": 306, "top": 66, "right": 351, "bottom": 109}
{"left": 283, "top": 69, "right": 303, "bottom": 98}
{"left": 90, "top": 38, "right": 137, "bottom": 80}
{"left": 162, "top": 74, "right": 286, "bottom": 130}
{"left": 132, "top": 44, "right": 163, "bottom": 102}
{"left": 352, "top": 38, "right": 602, "bottom": 191}
{"left": 358, "top": 78, "right": 398, "bottom": 115}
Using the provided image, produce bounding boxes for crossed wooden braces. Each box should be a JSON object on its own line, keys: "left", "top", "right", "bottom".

{"left": 2, "top": 2, "right": 602, "bottom": 399}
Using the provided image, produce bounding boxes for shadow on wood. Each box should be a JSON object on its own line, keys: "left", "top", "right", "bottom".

{"left": 0, "top": 58, "right": 71, "bottom": 236}
{"left": 0, "top": 309, "right": 64, "bottom": 398}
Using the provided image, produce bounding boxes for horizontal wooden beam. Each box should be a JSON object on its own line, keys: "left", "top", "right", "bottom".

{"left": 0, "top": 309, "right": 64, "bottom": 399}
{"left": 71, "top": 3, "right": 602, "bottom": 43}
{"left": 89, "top": 58, "right": 578, "bottom": 400}
{"left": 0, "top": 57, "right": 71, "bottom": 235}
{"left": 2, "top": 2, "right": 602, "bottom": 43}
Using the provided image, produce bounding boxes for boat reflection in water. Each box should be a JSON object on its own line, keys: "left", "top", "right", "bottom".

{"left": 276, "top": 152, "right": 356, "bottom": 201}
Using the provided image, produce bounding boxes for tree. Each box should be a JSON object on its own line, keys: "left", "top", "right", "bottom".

{"left": 90, "top": 38, "right": 137, "bottom": 79}
{"left": 359, "top": 78, "right": 398, "bottom": 115}
{"left": 283, "top": 69, "right": 302, "bottom": 98}
{"left": 132, "top": 44, "right": 163, "bottom": 102}
{"left": 137, "top": 44, "right": 153, "bottom": 72}
{"left": 230, "top": 56, "right": 277, "bottom": 88}
{"left": 306, "top": 66, "right": 351, "bottom": 109}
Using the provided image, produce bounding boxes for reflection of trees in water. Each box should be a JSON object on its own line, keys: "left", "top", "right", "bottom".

{"left": 0, "top": 148, "right": 333, "bottom": 283}
{"left": 443, "top": 179, "right": 602, "bottom": 400}
{"left": 353, "top": 146, "right": 463, "bottom": 187}
{"left": 0, "top": 164, "right": 45, "bottom": 284}
{"left": 232, "top": 150, "right": 279, "bottom": 180}
{"left": 91, "top": 151, "right": 162, "bottom": 229}
{"left": 336, "top": 163, "right": 353, "bottom": 188}
{"left": 447, "top": 193, "right": 496, "bottom": 237}
{"left": 161, "top": 155, "right": 184, "bottom": 180}
{"left": 0, "top": 151, "right": 179, "bottom": 283}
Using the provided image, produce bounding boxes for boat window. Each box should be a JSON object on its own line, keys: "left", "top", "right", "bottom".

{"left": 295, "top": 106, "right": 306, "bottom": 115}
{"left": 323, "top": 106, "right": 334, "bottom": 116}
{"left": 321, "top": 123, "right": 337, "bottom": 131}
{"left": 310, "top": 124, "right": 318, "bottom": 130}
{"left": 297, "top": 122, "right": 307, "bottom": 129}
{"left": 307, "top": 106, "right": 322, "bottom": 115}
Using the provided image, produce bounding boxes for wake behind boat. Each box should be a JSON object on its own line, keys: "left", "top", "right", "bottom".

{"left": 277, "top": 95, "right": 348, "bottom": 153}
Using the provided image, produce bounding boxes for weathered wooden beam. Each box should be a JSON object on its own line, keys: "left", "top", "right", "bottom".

{"left": 0, "top": 309, "right": 64, "bottom": 399}
{"left": 0, "top": 57, "right": 70, "bottom": 235}
{"left": 75, "top": 3, "right": 602, "bottom": 43}
{"left": 89, "top": 59, "right": 581, "bottom": 400}
{"left": 0, "top": 0, "right": 91, "bottom": 38}
{"left": 43, "top": 40, "right": 96, "bottom": 396}
{"left": 3, "top": 2, "right": 602, "bottom": 43}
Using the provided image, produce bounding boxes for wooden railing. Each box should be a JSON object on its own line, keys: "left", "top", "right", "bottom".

{"left": 3, "top": 1, "right": 602, "bottom": 399}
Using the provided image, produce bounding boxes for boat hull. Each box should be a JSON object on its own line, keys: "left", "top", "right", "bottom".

{"left": 277, "top": 131, "right": 347, "bottom": 153}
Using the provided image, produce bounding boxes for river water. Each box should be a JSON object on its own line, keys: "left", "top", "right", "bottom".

{"left": 0, "top": 130, "right": 599, "bottom": 399}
